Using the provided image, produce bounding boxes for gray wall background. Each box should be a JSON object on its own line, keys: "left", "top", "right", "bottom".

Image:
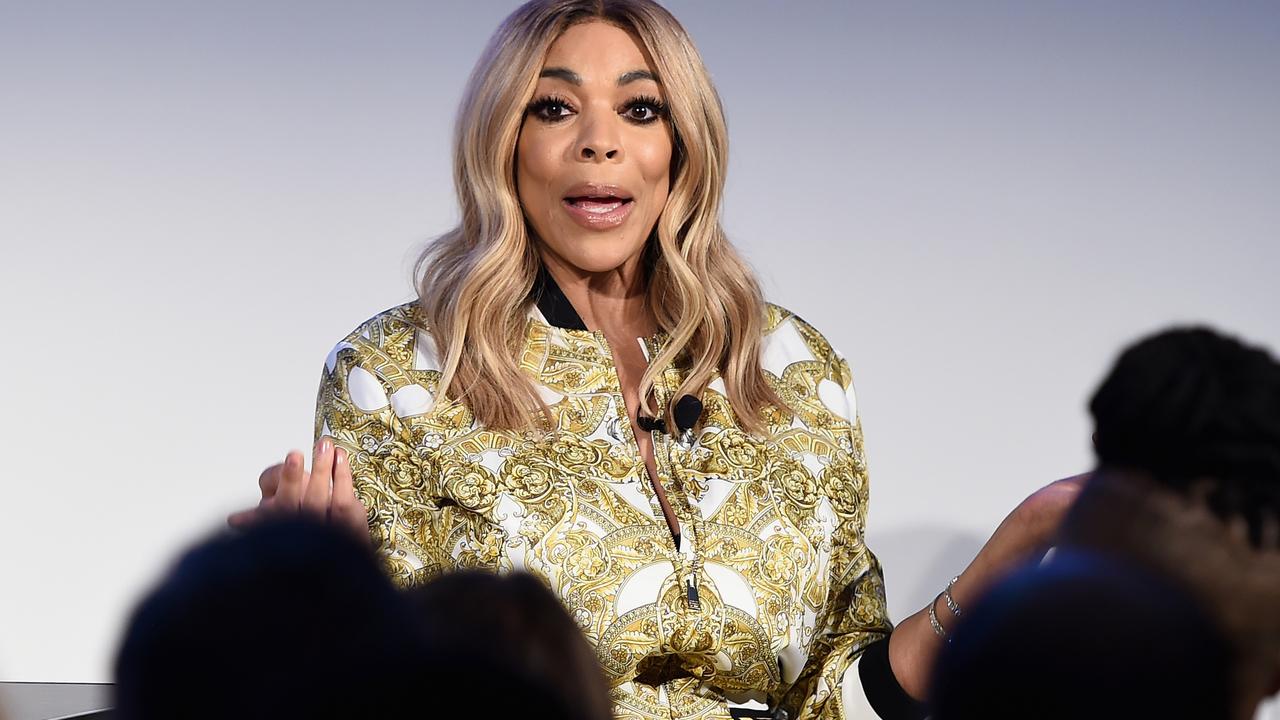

{"left": 2, "top": 0, "right": 1277, "bottom": 690}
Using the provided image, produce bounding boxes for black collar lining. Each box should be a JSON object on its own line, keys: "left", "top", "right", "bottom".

{"left": 532, "top": 266, "right": 589, "bottom": 331}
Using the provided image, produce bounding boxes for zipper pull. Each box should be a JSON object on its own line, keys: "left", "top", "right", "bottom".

{"left": 686, "top": 575, "right": 701, "bottom": 610}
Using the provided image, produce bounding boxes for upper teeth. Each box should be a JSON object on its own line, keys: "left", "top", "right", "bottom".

{"left": 574, "top": 197, "right": 625, "bottom": 213}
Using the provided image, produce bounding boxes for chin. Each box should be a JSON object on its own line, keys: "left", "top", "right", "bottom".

{"left": 550, "top": 233, "right": 647, "bottom": 274}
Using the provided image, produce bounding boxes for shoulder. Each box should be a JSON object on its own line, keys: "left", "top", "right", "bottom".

{"left": 317, "top": 301, "right": 445, "bottom": 420}
{"left": 761, "top": 302, "right": 850, "bottom": 380}
{"left": 760, "top": 302, "right": 860, "bottom": 425}
{"left": 323, "top": 301, "right": 443, "bottom": 377}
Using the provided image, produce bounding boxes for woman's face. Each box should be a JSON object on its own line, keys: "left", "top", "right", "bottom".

{"left": 516, "top": 21, "right": 673, "bottom": 277}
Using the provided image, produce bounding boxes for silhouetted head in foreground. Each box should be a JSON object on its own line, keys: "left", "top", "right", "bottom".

{"left": 114, "top": 518, "right": 429, "bottom": 719}
{"left": 408, "top": 570, "right": 615, "bottom": 720}
{"left": 1057, "top": 325, "right": 1280, "bottom": 718}
{"left": 1089, "top": 325, "right": 1280, "bottom": 545}
{"left": 930, "top": 549, "right": 1234, "bottom": 720}
{"left": 115, "top": 519, "right": 574, "bottom": 719}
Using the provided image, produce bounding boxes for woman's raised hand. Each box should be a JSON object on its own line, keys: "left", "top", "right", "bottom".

{"left": 226, "top": 436, "right": 370, "bottom": 544}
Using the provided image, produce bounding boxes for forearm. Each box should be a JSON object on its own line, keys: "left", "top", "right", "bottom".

{"left": 886, "top": 572, "right": 997, "bottom": 700}
{"left": 887, "top": 509, "right": 1052, "bottom": 699}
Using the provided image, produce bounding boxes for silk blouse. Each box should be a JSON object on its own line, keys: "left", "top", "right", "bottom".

{"left": 312, "top": 276, "right": 910, "bottom": 720}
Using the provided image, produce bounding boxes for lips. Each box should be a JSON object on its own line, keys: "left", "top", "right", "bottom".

{"left": 561, "top": 182, "right": 636, "bottom": 230}
{"left": 565, "top": 197, "right": 630, "bottom": 212}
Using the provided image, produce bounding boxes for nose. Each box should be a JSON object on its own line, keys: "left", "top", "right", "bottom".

{"left": 574, "top": 111, "right": 623, "bottom": 162}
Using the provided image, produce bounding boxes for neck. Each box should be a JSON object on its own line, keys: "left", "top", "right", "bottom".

{"left": 539, "top": 249, "right": 655, "bottom": 339}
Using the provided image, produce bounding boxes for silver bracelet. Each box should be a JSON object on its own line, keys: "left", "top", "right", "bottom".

{"left": 942, "top": 575, "right": 962, "bottom": 618}
{"left": 928, "top": 591, "right": 948, "bottom": 639}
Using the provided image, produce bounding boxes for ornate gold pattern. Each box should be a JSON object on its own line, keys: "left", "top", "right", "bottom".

{"left": 314, "top": 303, "right": 892, "bottom": 719}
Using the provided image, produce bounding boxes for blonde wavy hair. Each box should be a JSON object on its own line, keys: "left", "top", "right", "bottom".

{"left": 416, "top": 0, "right": 782, "bottom": 434}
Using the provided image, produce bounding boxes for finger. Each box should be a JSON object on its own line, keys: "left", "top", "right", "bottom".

{"left": 273, "top": 450, "right": 307, "bottom": 512}
{"left": 330, "top": 446, "right": 356, "bottom": 507}
{"left": 258, "top": 463, "right": 284, "bottom": 499}
{"left": 329, "top": 447, "right": 364, "bottom": 530}
{"left": 303, "top": 437, "right": 335, "bottom": 515}
{"left": 227, "top": 507, "right": 262, "bottom": 528}
{"left": 330, "top": 445, "right": 360, "bottom": 517}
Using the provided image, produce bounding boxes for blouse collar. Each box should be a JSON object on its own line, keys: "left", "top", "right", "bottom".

{"left": 526, "top": 266, "right": 669, "bottom": 361}
{"left": 531, "top": 265, "right": 589, "bottom": 331}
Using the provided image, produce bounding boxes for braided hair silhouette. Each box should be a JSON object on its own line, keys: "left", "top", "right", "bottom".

{"left": 1090, "top": 326, "right": 1280, "bottom": 547}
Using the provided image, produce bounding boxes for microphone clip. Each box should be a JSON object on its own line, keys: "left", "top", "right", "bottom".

{"left": 637, "top": 394, "right": 703, "bottom": 448}
{"left": 636, "top": 414, "right": 666, "bottom": 434}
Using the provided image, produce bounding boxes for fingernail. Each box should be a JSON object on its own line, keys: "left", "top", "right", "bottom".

{"left": 320, "top": 437, "right": 332, "bottom": 454}
{"left": 336, "top": 448, "right": 346, "bottom": 465}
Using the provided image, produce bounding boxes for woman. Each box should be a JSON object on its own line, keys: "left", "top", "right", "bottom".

{"left": 229, "top": 2, "right": 1081, "bottom": 718}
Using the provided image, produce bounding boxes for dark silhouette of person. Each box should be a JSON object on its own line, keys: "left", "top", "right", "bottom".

{"left": 929, "top": 549, "right": 1235, "bottom": 719}
{"left": 407, "top": 570, "right": 614, "bottom": 720}
{"left": 114, "top": 518, "right": 572, "bottom": 719}
{"left": 1061, "top": 326, "right": 1280, "bottom": 717}
{"left": 931, "top": 326, "right": 1279, "bottom": 719}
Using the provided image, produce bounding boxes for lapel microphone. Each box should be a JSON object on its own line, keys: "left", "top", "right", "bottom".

{"left": 672, "top": 394, "right": 703, "bottom": 445}
{"left": 637, "top": 394, "right": 703, "bottom": 446}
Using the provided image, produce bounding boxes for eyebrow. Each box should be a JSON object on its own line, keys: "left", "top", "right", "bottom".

{"left": 539, "top": 67, "right": 658, "bottom": 86}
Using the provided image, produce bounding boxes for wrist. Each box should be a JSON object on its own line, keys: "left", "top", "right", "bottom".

{"left": 887, "top": 617, "right": 928, "bottom": 701}
{"left": 865, "top": 634, "right": 930, "bottom": 719}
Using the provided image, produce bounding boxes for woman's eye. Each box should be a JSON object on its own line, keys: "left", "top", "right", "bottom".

{"left": 528, "top": 98, "right": 574, "bottom": 122}
{"left": 623, "top": 102, "right": 665, "bottom": 124}
{"left": 527, "top": 96, "right": 665, "bottom": 124}
{"left": 541, "top": 103, "right": 570, "bottom": 120}
{"left": 622, "top": 97, "right": 668, "bottom": 124}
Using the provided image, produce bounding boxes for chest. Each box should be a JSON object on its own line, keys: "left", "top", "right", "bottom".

{"left": 379, "top": 321, "right": 868, "bottom": 691}
{"left": 413, "top": 323, "right": 861, "bottom": 570}
{"left": 413, "top": 375, "right": 852, "bottom": 690}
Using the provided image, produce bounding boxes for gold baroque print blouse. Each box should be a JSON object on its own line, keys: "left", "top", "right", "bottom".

{"left": 313, "top": 278, "right": 900, "bottom": 720}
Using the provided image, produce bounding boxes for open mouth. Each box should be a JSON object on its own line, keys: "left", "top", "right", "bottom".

{"left": 563, "top": 195, "right": 634, "bottom": 214}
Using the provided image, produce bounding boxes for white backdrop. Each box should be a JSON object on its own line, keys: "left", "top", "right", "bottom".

{"left": 2, "top": 0, "right": 1277, "bottom": 692}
